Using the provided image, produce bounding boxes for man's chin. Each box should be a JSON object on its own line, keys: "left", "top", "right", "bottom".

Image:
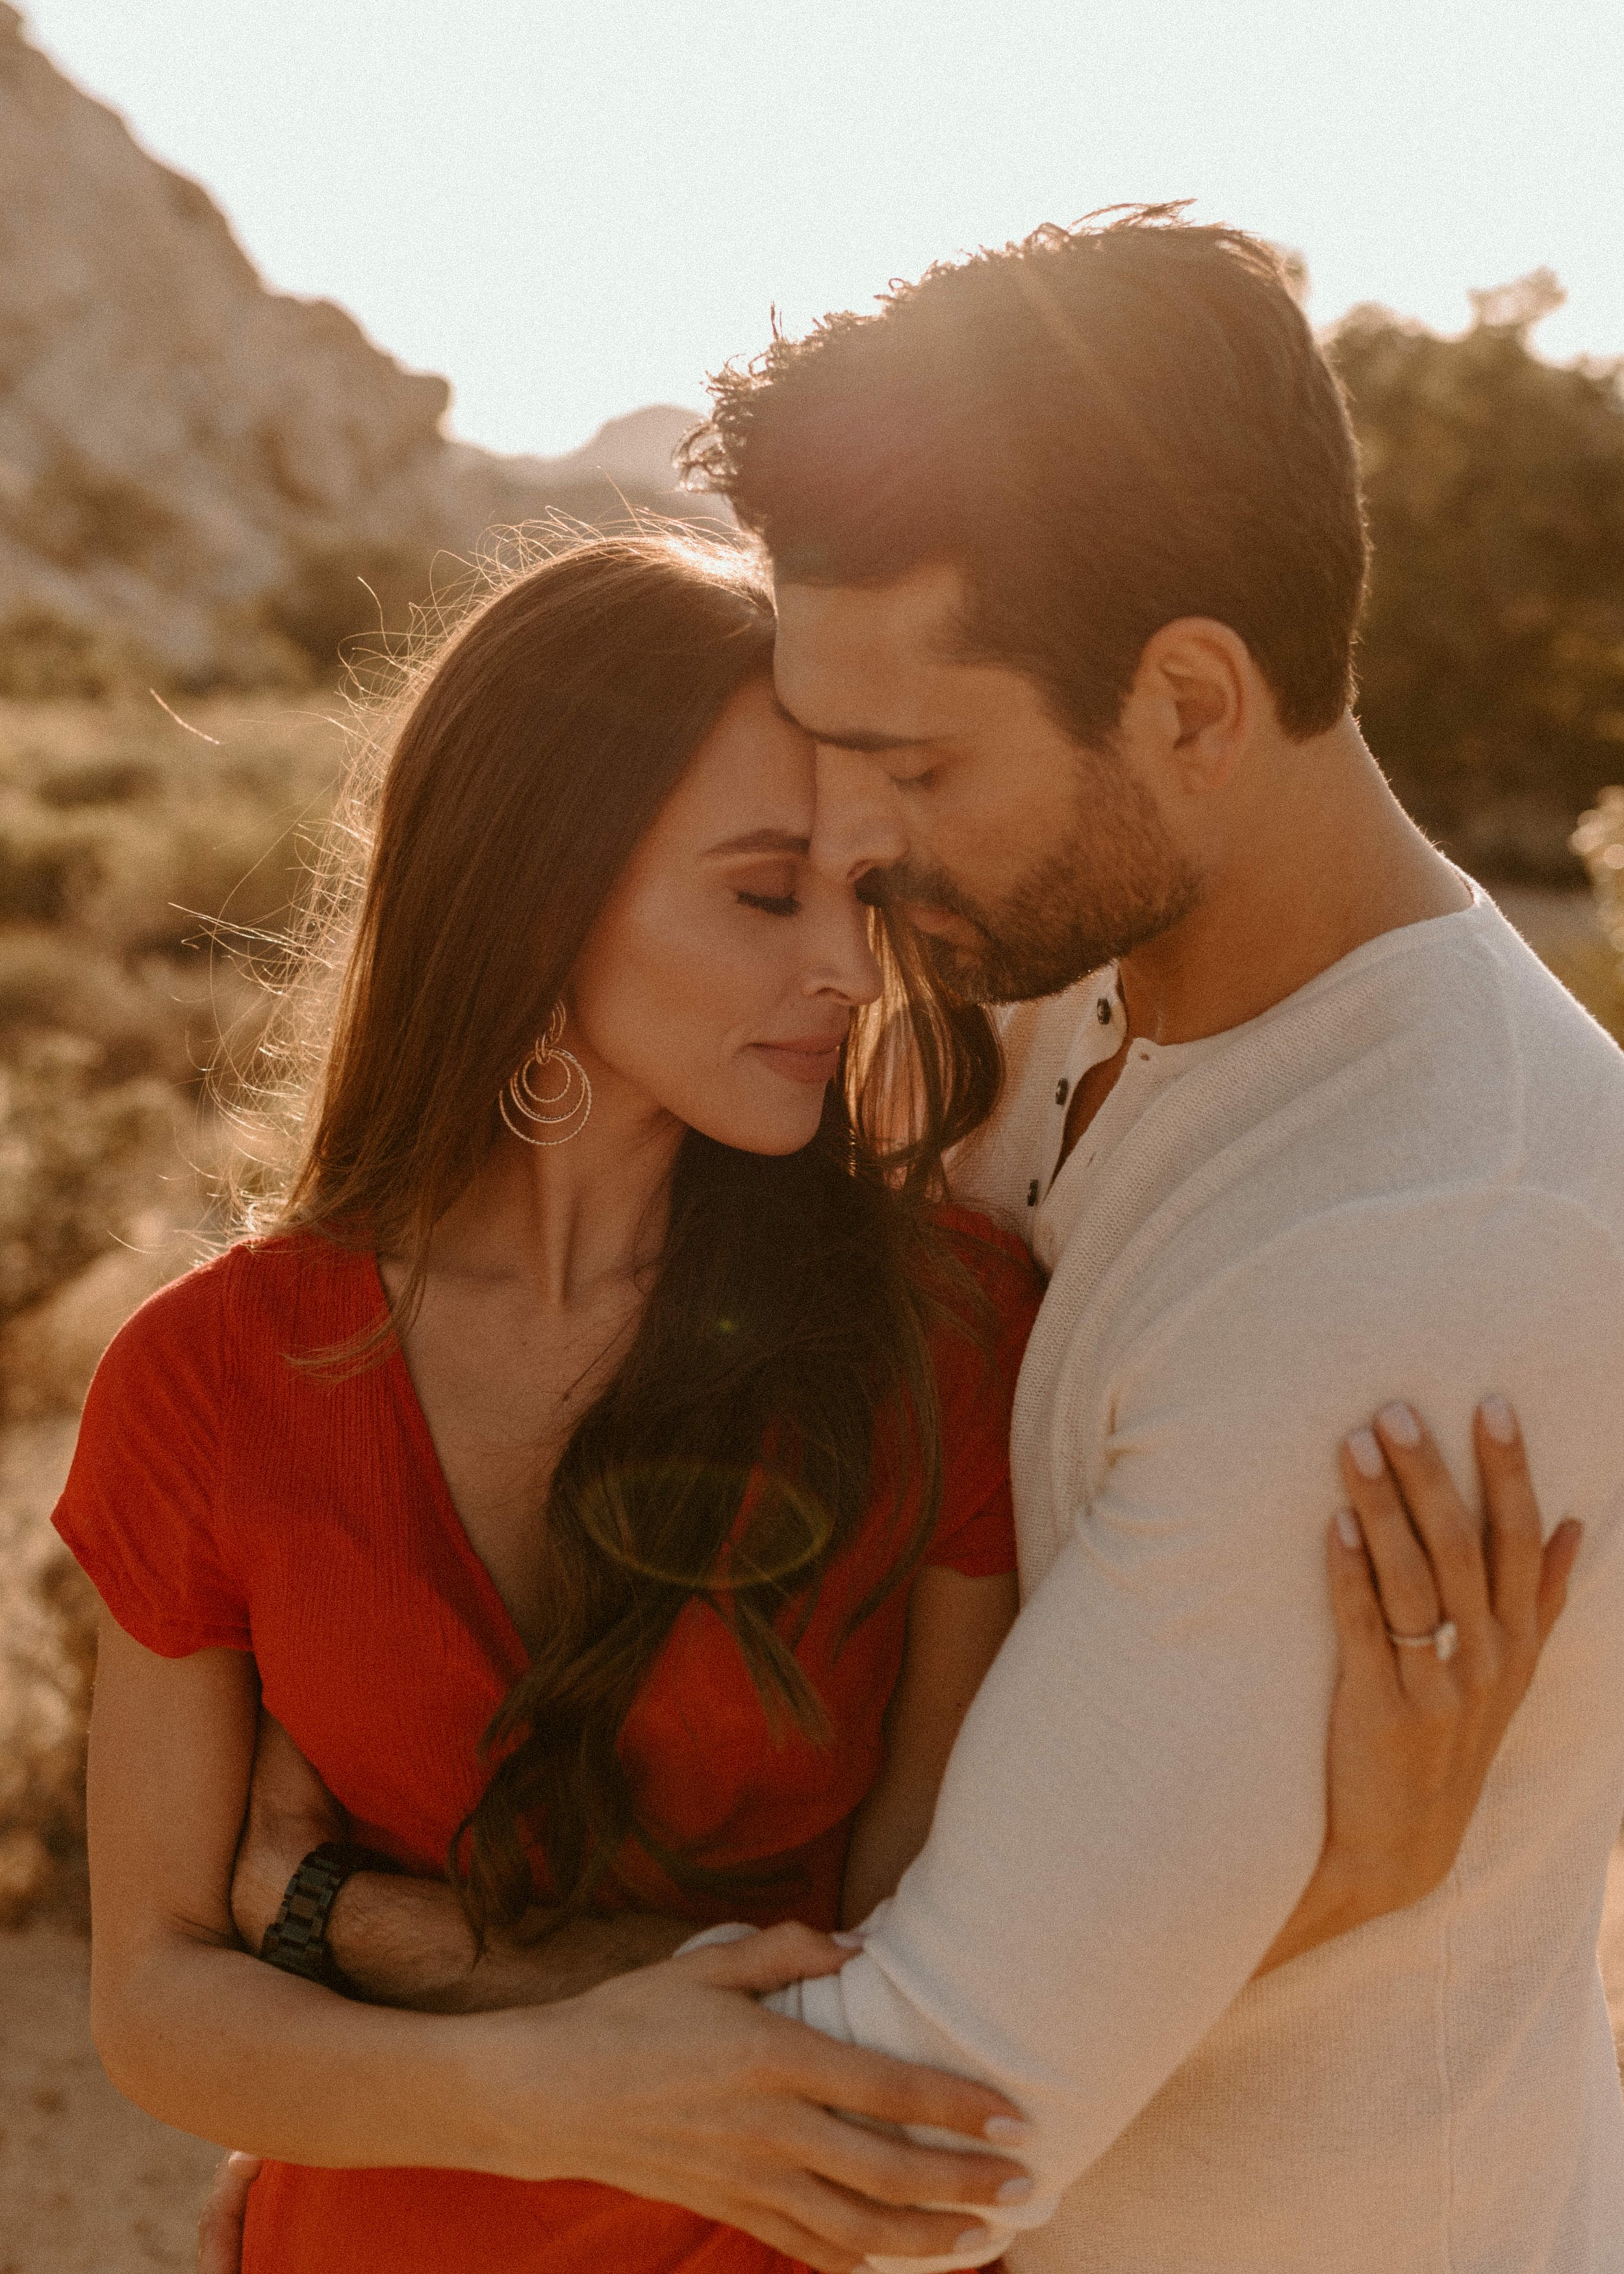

{"left": 920, "top": 928, "right": 1104, "bottom": 1008}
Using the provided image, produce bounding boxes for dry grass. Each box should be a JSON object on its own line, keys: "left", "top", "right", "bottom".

{"left": 0, "top": 692, "right": 345, "bottom": 1919}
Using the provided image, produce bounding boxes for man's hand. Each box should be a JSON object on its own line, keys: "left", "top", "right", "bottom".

{"left": 474, "top": 1922, "right": 1030, "bottom": 2273}
{"left": 196, "top": 2153, "right": 260, "bottom": 2274}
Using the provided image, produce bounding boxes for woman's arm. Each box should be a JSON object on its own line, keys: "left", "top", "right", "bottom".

{"left": 86, "top": 1618, "right": 517, "bottom": 2165}
{"left": 841, "top": 1568, "right": 1019, "bottom": 1928}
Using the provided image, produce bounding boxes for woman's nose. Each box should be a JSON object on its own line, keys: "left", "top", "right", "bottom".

{"left": 808, "top": 746, "right": 909, "bottom": 886}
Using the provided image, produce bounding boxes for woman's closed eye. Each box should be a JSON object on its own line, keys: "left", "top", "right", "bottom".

{"left": 731, "top": 865, "right": 804, "bottom": 918}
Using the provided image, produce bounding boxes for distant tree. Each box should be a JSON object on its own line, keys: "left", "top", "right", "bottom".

{"left": 1330, "top": 273, "right": 1624, "bottom": 880}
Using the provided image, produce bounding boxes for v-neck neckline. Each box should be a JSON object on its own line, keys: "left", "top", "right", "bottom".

{"left": 362, "top": 1251, "right": 533, "bottom": 1683}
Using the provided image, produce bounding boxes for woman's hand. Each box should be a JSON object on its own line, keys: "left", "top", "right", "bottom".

{"left": 1256, "top": 1395, "right": 1580, "bottom": 1974}
{"left": 479, "top": 1921, "right": 1028, "bottom": 2271}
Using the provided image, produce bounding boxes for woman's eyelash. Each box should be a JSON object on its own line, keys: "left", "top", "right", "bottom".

{"left": 736, "top": 890, "right": 802, "bottom": 917}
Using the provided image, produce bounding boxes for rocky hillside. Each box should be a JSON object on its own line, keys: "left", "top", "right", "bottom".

{"left": 0, "top": 5, "right": 711, "bottom": 691}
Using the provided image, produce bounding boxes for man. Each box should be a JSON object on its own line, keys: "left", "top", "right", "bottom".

{"left": 219, "top": 210, "right": 1624, "bottom": 2269}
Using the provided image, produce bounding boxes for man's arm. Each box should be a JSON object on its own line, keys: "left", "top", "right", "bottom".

{"left": 765, "top": 1189, "right": 1624, "bottom": 2270}
{"left": 230, "top": 1712, "right": 692, "bottom": 2010}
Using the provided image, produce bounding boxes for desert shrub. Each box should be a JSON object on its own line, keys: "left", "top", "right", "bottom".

{"left": 0, "top": 695, "right": 347, "bottom": 1919}
{"left": 1573, "top": 789, "right": 1624, "bottom": 1041}
{"left": 0, "top": 608, "right": 159, "bottom": 701}
{"left": 1332, "top": 275, "right": 1624, "bottom": 882}
{"left": 0, "top": 1452, "right": 97, "bottom": 1926}
{"left": 0, "top": 693, "right": 344, "bottom": 948}
{"left": 1574, "top": 787, "right": 1624, "bottom": 953}
{"left": 268, "top": 539, "right": 446, "bottom": 676}
{"left": 0, "top": 693, "right": 345, "bottom": 1332}
{"left": 0, "top": 1036, "right": 178, "bottom": 1320}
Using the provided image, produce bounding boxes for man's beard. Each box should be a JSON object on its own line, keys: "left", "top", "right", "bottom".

{"left": 880, "top": 765, "right": 1202, "bottom": 1006}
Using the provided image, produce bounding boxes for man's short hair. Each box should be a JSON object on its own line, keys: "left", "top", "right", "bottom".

{"left": 683, "top": 205, "right": 1368, "bottom": 744}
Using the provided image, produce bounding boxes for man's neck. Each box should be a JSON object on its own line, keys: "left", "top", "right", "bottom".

{"left": 1117, "top": 715, "right": 1472, "bottom": 1048}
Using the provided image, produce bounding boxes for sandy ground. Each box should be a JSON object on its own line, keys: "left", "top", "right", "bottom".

{"left": 1, "top": 1849, "right": 1623, "bottom": 2272}
{"left": 0, "top": 1924, "right": 219, "bottom": 2273}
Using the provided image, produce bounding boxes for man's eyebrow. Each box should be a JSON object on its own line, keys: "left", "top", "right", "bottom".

{"left": 770, "top": 693, "right": 931, "bottom": 754}
{"left": 702, "top": 826, "right": 812, "bottom": 858}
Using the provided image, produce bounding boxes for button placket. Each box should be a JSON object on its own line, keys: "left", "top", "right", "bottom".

{"left": 1034, "top": 986, "right": 1121, "bottom": 1218}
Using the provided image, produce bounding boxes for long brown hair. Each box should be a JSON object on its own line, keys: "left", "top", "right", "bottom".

{"left": 251, "top": 530, "right": 1002, "bottom": 1932}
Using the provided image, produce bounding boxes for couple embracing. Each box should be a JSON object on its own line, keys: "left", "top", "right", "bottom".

{"left": 60, "top": 208, "right": 1624, "bottom": 2274}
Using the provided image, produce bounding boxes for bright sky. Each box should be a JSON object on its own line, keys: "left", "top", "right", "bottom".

{"left": 21, "top": 0, "right": 1624, "bottom": 459}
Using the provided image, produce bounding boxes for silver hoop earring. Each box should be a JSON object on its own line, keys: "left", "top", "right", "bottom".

{"left": 499, "top": 1004, "right": 592, "bottom": 1147}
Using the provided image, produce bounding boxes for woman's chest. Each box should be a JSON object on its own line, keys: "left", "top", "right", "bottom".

{"left": 223, "top": 1394, "right": 907, "bottom": 1882}
{"left": 387, "top": 1276, "right": 639, "bottom": 1657}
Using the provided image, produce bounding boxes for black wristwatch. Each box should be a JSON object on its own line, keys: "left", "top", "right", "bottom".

{"left": 259, "top": 1841, "right": 402, "bottom": 1993}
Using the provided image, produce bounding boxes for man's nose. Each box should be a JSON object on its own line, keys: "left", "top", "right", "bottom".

{"left": 808, "top": 745, "right": 909, "bottom": 886}
{"left": 809, "top": 893, "right": 885, "bottom": 1009}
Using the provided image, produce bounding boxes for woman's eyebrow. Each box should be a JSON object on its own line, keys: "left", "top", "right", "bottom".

{"left": 702, "top": 826, "right": 812, "bottom": 858}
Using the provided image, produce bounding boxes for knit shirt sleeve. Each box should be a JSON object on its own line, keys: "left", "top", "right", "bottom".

{"left": 763, "top": 1184, "right": 1624, "bottom": 2271}
{"left": 52, "top": 1255, "right": 247, "bottom": 1657}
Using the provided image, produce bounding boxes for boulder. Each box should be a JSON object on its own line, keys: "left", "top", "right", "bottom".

{"left": 0, "top": 7, "right": 713, "bottom": 688}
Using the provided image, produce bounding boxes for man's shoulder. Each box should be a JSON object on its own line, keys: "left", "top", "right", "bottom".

{"left": 1335, "top": 899, "right": 1624, "bottom": 1234}
{"left": 1208, "top": 901, "right": 1624, "bottom": 1243}
{"left": 1100, "top": 1184, "right": 1624, "bottom": 1544}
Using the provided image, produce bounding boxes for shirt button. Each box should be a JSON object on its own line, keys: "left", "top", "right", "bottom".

{"left": 1054, "top": 1078, "right": 1069, "bottom": 1105}
{"left": 1097, "top": 998, "right": 1113, "bottom": 1024}
{"left": 1026, "top": 1179, "right": 1040, "bottom": 1208}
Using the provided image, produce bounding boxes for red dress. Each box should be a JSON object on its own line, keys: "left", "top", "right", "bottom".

{"left": 54, "top": 1220, "right": 1036, "bottom": 2274}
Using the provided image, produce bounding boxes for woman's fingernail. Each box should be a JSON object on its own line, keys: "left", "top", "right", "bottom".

{"left": 983, "top": 2115, "right": 1031, "bottom": 2144}
{"left": 1334, "top": 1507, "right": 1363, "bottom": 1551}
{"left": 1347, "top": 1427, "right": 1385, "bottom": 1479}
{"left": 830, "top": 1930, "right": 865, "bottom": 1948}
{"left": 1378, "top": 1401, "right": 1422, "bottom": 1448}
{"left": 1480, "top": 1393, "right": 1518, "bottom": 1445}
{"left": 996, "top": 2176, "right": 1035, "bottom": 2204}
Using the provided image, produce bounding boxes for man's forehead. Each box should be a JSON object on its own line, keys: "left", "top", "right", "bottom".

{"left": 774, "top": 562, "right": 965, "bottom": 667}
{"left": 772, "top": 561, "right": 972, "bottom": 740}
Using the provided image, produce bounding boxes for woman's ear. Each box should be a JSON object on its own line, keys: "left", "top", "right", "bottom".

{"left": 1134, "top": 617, "right": 1258, "bottom": 795}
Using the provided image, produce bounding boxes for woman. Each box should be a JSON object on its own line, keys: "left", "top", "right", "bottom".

{"left": 57, "top": 535, "right": 1574, "bottom": 2274}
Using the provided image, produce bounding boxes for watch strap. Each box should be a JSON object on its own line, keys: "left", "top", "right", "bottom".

{"left": 259, "top": 1840, "right": 401, "bottom": 1991}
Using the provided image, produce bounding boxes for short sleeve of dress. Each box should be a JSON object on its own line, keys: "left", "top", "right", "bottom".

{"left": 52, "top": 1253, "right": 248, "bottom": 1658}
{"left": 922, "top": 1210, "right": 1042, "bottom": 1580}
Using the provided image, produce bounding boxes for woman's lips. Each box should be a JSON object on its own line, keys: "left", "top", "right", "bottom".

{"left": 750, "top": 1039, "right": 845, "bottom": 1085}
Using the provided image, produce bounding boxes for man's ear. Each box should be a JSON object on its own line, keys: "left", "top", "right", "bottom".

{"left": 1133, "top": 617, "right": 1258, "bottom": 794}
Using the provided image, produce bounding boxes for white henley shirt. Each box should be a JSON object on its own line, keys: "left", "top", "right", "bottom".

{"left": 766, "top": 889, "right": 1624, "bottom": 2273}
